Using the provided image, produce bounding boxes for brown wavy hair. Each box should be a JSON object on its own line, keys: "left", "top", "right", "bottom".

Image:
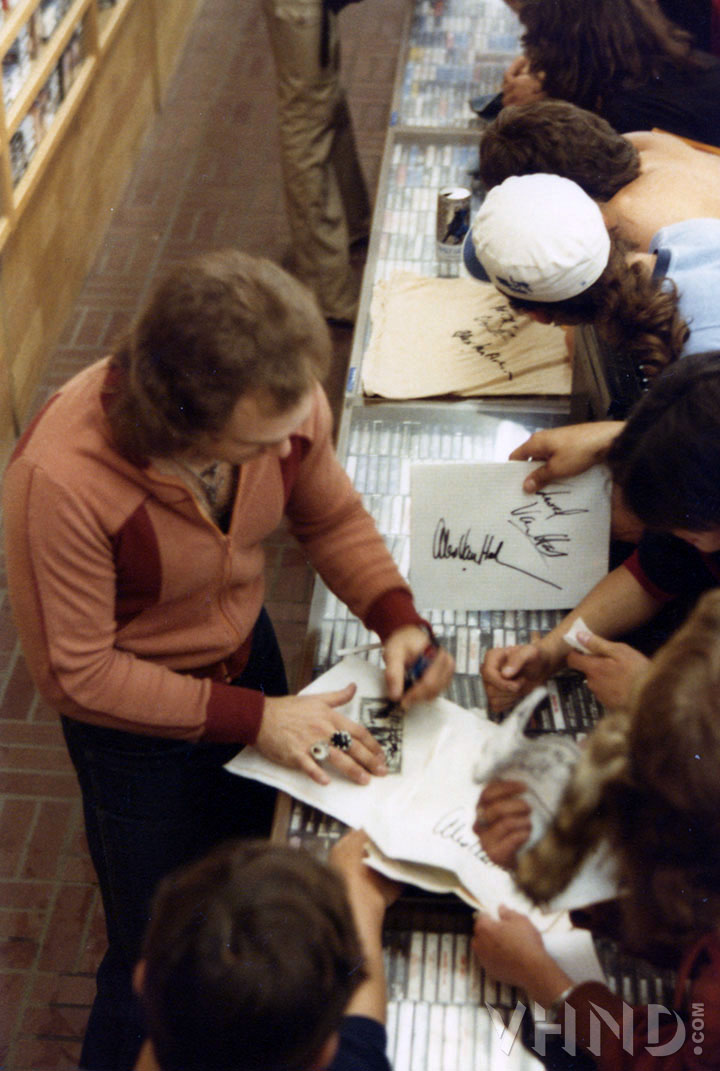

{"left": 509, "top": 234, "right": 689, "bottom": 376}
{"left": 516, "top": 589, "right": 720, "bottom": 959}
{"left": 517, "top": 0, "right": 702, "bottom": 112}
{"left": 479, "top": 101, "right": 640, "bottom": 199}
{"left": 106, "top": 250, "right": 331, "bottom": 459}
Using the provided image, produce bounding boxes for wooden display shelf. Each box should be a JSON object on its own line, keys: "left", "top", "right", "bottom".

{"left": 6, "top": 0, "right": 93, "bottom": 136}
{"left": 0, "top": 0, "right": 37, "bottom": 58}
{"left": 12, "top": 53, "right": 95, "bottom": 214}
{"left": 0, "top": 0, "right": 202, "bottom": 464}
{"left": 97, "top": 0, "right": 132, "bottom": 53}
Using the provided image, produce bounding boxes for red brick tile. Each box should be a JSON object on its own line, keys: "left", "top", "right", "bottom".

{"left": 0, "top": 908, "right": 44, "bottom": 969}
{"left": 75, "top": 900, "right": 106, "bottom": 974}
{"left": 11, "top": 1037, "right": 83, "bottom": 1070}
{"left": 1, "top": 655, "right": 38, "bottom": 721}
{"left": 29, "top": 971, "right": 96, "bottom": 1007}
{"left": 0, "top": 771, "right": 78, "bottom": 798}
{"left": 0, "top": 881, "right": 54, "bottom": 911}
{"left": 20, "top": 1002, "right": 89, "bottom": 1039}
{"left": 30, "top": 699, "right": 60, "bottom": 724}
{"left": 0, "top": 745, "right": 74, "bottom": 774}
{"left": 0, "top": 722, "right": 65, "bottom": 747}
{"left": 0, "top": 601, "right": 20, "bottom": 656}
{"left": 20, "top": 801, "right": 75, "bottom": 881}
{"left": 0, "top": 799, "right": 38, "bottom": 878}
{"left": 37, "top": 886, "right": 97, "bottom": 972}
{"left": 0, "top": 970, "right": 28, "bottom": 1036}
{"left": 264, "top": 600, "right": 313, "bottom": 625}
{"left": 59, "top": 851, "right": 96, "bottom": 885}
{"left": 267, "top": 563, "right": 314, "bottom": 603}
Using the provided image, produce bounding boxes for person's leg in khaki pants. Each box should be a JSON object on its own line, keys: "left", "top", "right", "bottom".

{"left": 263, "top": 0, "right": 370, "bottom": 321}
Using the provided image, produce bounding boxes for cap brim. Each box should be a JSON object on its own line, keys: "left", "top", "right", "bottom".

{"left": 462, "top": 229, "right": 491, "bottom": 282}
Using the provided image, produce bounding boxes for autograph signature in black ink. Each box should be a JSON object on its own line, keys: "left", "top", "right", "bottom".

{"left": 536, "top": 488, "right": 589, "bottom": 519}
{"left": 452, "top": 329, "right": 513, "bottom": 380}
{"left": 478, "top": 303, "right": 520, "bottom": 343}
{"left": 432, "top": 519, "right": 562, "bottom": 589}
{"left": 433, "top": 807, "right": 486, "bottom": 860}
{"left": 509, "top": 505, "right": 570, "bottom": 561}
{"left": 508, "top": 489, "right": 589, "bottom": 563}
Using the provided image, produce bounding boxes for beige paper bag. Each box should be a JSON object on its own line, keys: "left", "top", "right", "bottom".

{"left": 362, "top": 272, "right": 571, "bottom": 399}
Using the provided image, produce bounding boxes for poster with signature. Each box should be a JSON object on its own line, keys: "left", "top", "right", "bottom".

{"left": 410, "top": 462, "right": 611, "bottom": 610}
{"left": 225, "top": 658, "right": 617, "bottom": 920}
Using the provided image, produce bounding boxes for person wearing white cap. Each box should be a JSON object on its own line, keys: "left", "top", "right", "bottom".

{"left": 462, "top": 172, "right": 720, "bottom": 503}
{"left": 464, "top": 172, "right": 720, "bottom": 377}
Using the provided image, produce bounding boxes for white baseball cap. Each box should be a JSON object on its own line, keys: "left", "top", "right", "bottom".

{"left": 463, "top": 174, "right": 611, "bottom": 302}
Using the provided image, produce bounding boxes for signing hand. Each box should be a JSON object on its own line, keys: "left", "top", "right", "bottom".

{"left": 481, "top": 642, "right": 554, "bottom": 713}
{"left": 474, "top": 779, "right": 531, "bottom": 868}
{"left": 509, "top": 422, "right": 624, "bottom": 493}
{"left": 567, "top": 632, "right": 650, "bottom": 709}
{"left": 383, "top": 626, "right": 455, "bottom": 710}
{"left": 257, "top": 684, "right": 387, "bottom": 786}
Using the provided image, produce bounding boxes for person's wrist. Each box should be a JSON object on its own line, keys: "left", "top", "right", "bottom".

{"left": 594, "top": 421, "right": 624, "bottom": 460}
{"left": 519, "top": 957, "right": 574, "bottom": 1010}
{"left": 535, "top": 634, "right": 564, "bottom": 671}
{"left": 545, "top": 984, "right": 578, "bottom": 1023}
{"left": 347, "top": 890, "right": 387, "bottom": 929}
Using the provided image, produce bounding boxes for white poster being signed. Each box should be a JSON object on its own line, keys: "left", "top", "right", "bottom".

{"left": 410, "top": 462, "right": 611, "bottom": 610}
{"left": 225, "top": 660, "right": 618, "bottom": 918}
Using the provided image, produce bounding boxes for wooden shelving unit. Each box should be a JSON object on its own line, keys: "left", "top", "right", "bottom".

{"left": 0, "top": 0, "right": 101, "bottom": 245}
{"left": 0, "top": 0, "right": 201, "bottom": 469}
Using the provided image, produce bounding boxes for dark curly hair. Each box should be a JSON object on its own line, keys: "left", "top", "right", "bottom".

{"left": 480, "top": 101, "right": 641, "bottom": 199}
{"left": 508, "top": 234, "right": 689, "bottom": 377}
{"left": 517, "top": 0, "right": 702, "bottom": 112}
{"left": 606, "top": 351, "right": 720, "bottom": 530}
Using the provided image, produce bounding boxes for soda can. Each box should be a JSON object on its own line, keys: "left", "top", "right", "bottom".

{"left": 436, "top": 185, "right": 471, "bottom": 261}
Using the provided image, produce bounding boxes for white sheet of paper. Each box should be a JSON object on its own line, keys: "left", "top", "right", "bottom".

{"left": 410, "top": 462, "right": 611, "bottom": 610}
{"left": 544, "top": 927, "right": 607, "bottom": 986}
{"left": 225, "top": 658, "right": 618, "bottom": 917}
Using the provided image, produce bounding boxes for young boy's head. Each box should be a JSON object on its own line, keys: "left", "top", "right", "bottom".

{"left": 607, "top": 351, "right": 720, "bottom": 545}
{"left": 137, "top": 841, "right": 365, "bottom": 1071}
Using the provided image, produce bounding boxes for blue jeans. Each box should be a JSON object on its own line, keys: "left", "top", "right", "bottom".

{"left": 61, "top": 609, "right": 287, "bottom": 1071}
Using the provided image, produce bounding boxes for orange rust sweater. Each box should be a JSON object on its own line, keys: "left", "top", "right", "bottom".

{"left": 3, "top": 360, "right": 422, "bottom": 742}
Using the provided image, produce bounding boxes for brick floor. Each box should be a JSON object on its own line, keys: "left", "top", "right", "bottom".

{"left": 0, "top": 0, "right": 407, "bottom": 1065}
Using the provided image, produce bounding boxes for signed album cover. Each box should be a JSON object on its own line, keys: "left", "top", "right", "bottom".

{"left": 409, "top": 462, "right": 611, "bottom": 610}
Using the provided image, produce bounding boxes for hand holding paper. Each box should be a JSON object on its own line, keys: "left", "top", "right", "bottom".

{"left": 474, "top": 780, "right": 532, "bottom": 868}
{"left": 566, "top": 633, "right": 651, "bottom": 709}
{"left": 472, "top": 907, "right": 574, "bottom": 1008}
{"left": 410, "top": 462, "right": 611, "bottom": 611}
{"left": 509, "top": 422, "right": 624, "bottom": 492}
